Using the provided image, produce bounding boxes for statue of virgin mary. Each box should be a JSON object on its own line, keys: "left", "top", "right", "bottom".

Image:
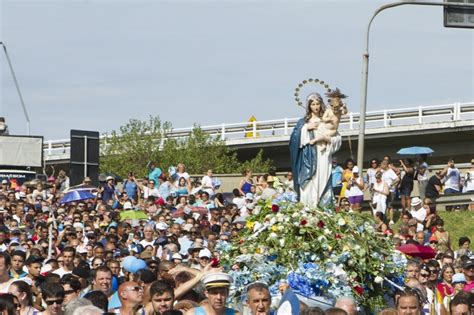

{"left": 289, "top": 93, "right": 342, "bottom": 208}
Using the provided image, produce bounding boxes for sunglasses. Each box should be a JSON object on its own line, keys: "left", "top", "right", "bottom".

{"left": 45, "top": 299, "right": 64, "bottom": 305}
{"left": 126, "top": 286, "right": 144, "bottom": 292}
{"left": 419, "top": 273, "right": 430, "bottom": 278}
{"left": 63, "top": 289, "right": 77, "bottom": 295}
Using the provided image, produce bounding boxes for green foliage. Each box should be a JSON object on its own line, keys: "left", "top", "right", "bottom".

{"left": 100, "top": 117, "right": 273, "bottom": 178}
{"left": 100, "top": 116, "right": 171, "bottom": 178}
{"left": 438, "top": 211, "right": 474, "bottom": 244}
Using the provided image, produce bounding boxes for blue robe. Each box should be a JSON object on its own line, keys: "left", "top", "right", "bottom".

{"left": 289, "top": 118, "right": 316, "bottom": 197}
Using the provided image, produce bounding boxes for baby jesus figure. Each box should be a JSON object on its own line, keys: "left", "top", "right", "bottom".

{"left": 309, "top": 88, "right": 348, "bottom": 152}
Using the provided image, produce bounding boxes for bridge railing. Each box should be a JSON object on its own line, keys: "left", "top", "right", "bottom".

{"left": 43, "top": 101, "right": 474, "bottom": 160}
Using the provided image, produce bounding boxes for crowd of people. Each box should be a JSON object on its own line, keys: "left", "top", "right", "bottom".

{"left": 0, "top": 156, "right": 473, "bottom": 315}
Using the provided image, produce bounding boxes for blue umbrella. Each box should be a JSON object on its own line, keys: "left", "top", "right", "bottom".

{"left": 60, "top": 190, "right": 96, "bottom": 204}
{"left": 397, "top": 146, "right": 434, "bottom": 155}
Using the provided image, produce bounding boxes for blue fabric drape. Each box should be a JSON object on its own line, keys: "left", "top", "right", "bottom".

{"left": 289, "top": 118, "right": 317, "bottom": 201}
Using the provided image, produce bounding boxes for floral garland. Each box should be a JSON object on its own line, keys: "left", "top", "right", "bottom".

{"left": 220, "top": 197, "right": 406, "bottom": 312}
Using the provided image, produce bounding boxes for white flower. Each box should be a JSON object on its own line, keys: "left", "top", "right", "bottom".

{"left": 292, "top": 212, "right": 299, "bottom": 218}
{"left": 269, "top": 217, "right": 276, "bottom": 225}
{"left": 254, "top": 206, "right": 261, "bottom": 215}
{"left": 324, "top": 228, "right": 331, "bottom": 235}
{"left": 338, "top": 218, "right": 346, "bottom": 226}
{"left": 253, "top": 222, "right": 262, "bottom": 232}
{"left": 374, "top": 276, "right": 384, "bottom": 284}
{"left": 279, "top": 239, "right": 285, "bottom": 247}
{"left": 269, "top": 232, "right": 278, "bottom": 239}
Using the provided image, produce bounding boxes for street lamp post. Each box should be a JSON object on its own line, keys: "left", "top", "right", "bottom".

{"left": 357, "top": 1, "right": 474, "bottom": 171}
{"left": 0, "top": 41, "right": 31, "bottom": 135}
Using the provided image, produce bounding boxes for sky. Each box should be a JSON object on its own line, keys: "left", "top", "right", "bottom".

{"left": 0, "top": 0, "right": 473, "bottom": 140}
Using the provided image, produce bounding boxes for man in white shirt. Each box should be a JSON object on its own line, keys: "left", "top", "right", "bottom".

{"left": 381, "top": 160, "right": 400, "bottom": 225}
{"left": 54, "top": 246, "right": 75, "bottom": 277}
{"left": 442, "top": 159, "right": 460, "bottom": 211}
{"left": 139, "top": 224, "right": 157, "bottom": 250}
{"left": 409, "top": 197, "right": 426, "bottom": 233}
{"left": 0, "top": 252, "right": 15, "bottom": 293}
{"left": 201, "top": 169, "right": 215, "bottom": 197}
{"left": 231, "top": 189, "right": 245, "bottom": 210}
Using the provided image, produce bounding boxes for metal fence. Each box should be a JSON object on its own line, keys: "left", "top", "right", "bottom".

{"left": 43, "top": 101, "right": 474, "bottom": 160}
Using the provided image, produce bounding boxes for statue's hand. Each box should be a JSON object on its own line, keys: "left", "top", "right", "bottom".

{"left": 307, "top": 121, "right": 318, "bottom": 131}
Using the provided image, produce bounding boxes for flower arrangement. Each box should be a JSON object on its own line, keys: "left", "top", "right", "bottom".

{"left": 220, "top": 197, "right": 405, "bottom": 311}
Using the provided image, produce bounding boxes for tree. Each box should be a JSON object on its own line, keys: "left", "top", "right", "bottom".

{"left": 100, "top": 116, "right": 273, "bottom": 178}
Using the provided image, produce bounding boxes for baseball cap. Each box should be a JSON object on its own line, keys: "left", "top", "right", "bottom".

{"left": 352, "top": 166, "right": 360, "bottom": 173}
{"left": 245, "top": 193, "right": 254, "bottom": 200}
{"left": 182, "top": 224, "right": 193, "bottom": 232}
{"left": 452, "top": 273, "right": 467, "bottom": 284}
{"left": 156, "top": 222, "right": 169, "bottom": 231}
{"left": 174, "top": 217, "right": 185, "bottom": 225}
{"left": 198, "top": 248, "right": 211, "bottom": 259}
{"left": 172, "top": 253, "right": 183, "bottom": 261}
{"left": 462, "top": 256, "right": 474, "bottom": 269}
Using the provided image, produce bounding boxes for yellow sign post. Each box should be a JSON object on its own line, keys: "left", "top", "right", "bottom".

{"left": 245, "top": 115, "right": 260, "bottom": 138}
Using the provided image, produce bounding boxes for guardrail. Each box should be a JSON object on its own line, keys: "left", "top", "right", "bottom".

{"left": 44, "top": 101, "right": 474, "bottom": 160}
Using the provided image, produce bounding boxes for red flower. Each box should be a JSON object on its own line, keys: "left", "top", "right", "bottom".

{"left": 239, "top": 239, "right": 244, "bottom": 244}
{"left": 354, "top": 285, "right": 364, "bottom": 295}
{"left": 317, "top": 220, "right": 325, "bottom": 228}
{"left": 335, "top": 233, "right": 342, "bottom": 239}
{"left": 210, "top": 258, "right": 219, "bottom": 267}
{"left": 300, "top": 219, "right": 308, "bottom": 226}
{"left": 271, "top": 204, "right": 279, "bottom": 213}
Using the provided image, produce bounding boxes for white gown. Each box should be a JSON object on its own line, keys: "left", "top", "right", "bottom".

{"left": 299, "top": 122, "right": 342, "bottom": 207}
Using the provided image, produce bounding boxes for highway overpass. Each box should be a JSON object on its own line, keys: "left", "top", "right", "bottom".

{"left": 43, "top": 101, "right": 474, "bottom": 170}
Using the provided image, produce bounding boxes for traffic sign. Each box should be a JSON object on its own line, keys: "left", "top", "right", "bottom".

{"left": 444, "top": 0, "right": 474, "bottom": 28}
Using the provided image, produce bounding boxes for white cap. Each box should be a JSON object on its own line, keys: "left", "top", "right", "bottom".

{"left": 352, "top": 166, "right": 360, "bottom": 173}
{"left": 201, "top": 272, "right": 233, "bottom": 288}
{"left": 245, "top": 193, "right": 254, "bottom": 200}
{"left": 182, "top": 223, "right": 193, "bottom": 232}
{"left": 156, "top": 222, "right": 169, "bottom": 231}
{"left": 73, "top": 223, "right": 84, "bottom": 229}
{"left": 123, "top": 201, "right": 133, "bottom": 210}
{"left": 232, "top": 216, "right": 246, "bottom": 224}
{"left": 172, "top": 253, "right": 183, "bottom": 261}
{"left": 77, "top": 247, "right": 88, "bottom": 254}
{"left": 199, "top": 248, "right": 212, "bottom": 259}
{"left": 106, "top": 176, "right": 114, "bottom": 181}
{"left": 1, "top": 179, "right": 8, "bottom": 184}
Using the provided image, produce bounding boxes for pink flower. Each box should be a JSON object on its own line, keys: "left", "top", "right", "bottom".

{"left": 317, "top": 220, "right": 325, "bottom": 228}
{"left": 335, "top": 233, "right": 342, "bottom": 239}
{"left": 300, "top": 219, "right": 308, "bottom": 226}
